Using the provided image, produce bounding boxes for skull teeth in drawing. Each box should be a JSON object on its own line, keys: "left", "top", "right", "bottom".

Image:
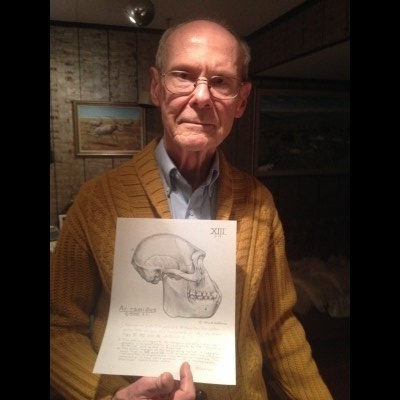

{"left": 131, "top": 233, "right": 222, "bottom": 318}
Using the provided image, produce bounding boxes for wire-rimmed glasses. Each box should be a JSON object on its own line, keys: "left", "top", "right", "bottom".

{"left": 161, "top": 70, "right": 244, "bottom": 100}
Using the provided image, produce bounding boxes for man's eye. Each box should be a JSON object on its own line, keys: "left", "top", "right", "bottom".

{"left": 173, "top": 71, "right": 192, "bottom": 81}
{"left": 211, "top": 76, "right": 230, "bottom": 87}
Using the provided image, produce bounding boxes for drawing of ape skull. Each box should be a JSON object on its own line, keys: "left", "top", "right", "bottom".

{"left": 131, "top": 233, "right": 222, "bottom": 318}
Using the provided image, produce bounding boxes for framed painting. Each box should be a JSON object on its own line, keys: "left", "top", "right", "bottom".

{"left": 73, "top": 101, "right": 145, "bottom": 156}
{"left": 254, "top": 87, "right": 350, "bottom": 176}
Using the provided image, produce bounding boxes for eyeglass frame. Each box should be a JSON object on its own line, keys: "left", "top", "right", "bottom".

{"left": 160, "top": 70, "right": 245, "bottom": 100}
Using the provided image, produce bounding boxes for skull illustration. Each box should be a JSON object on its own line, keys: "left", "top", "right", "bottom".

{"left": 131, "top": 233, "right": 222, "bottom": 318}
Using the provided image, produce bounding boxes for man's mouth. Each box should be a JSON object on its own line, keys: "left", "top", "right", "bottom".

{"left": 180, "top": 120, "right": 214, "bottom": 128}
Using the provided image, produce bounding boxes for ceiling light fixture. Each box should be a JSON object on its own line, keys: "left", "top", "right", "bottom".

{"left": 125, "top": 0, "right": 155, "bottom": 27}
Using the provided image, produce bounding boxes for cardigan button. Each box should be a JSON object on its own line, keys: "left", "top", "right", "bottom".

{"left": 195, "top": 389, "right": 208, "bottom": 400}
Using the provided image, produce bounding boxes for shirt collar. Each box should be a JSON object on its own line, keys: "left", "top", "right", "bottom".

{"left": 155, "top": 138, "right": 219, "bottom": 198}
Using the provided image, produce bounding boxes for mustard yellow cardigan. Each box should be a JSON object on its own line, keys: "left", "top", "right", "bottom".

{"left": 50, "top": 138, "right": 332, "bottom": 400}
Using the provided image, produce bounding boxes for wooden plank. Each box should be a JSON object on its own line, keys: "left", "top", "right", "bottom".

{"left": 323, "top": 0, "right": 348, "bottom": 45}
{"left": 303, "top": 2, "right": 324, "bottom": 52}
{"left": 248, "top": 30, "right": 272, "bottom": 74}
{"left": 145, "top": 106, "right": 162, "bottom": 144}
{"left": 269, "top": 23, "right": 287, "bottom": 66}
{"left": 108, "top": 30, "right": 137, "bottom": 103}
{"left": 84, "top": 158, "right": 115, "bottom": 181}
{"left": 285, "top": 13, "right": 304, "bottom": 59}
{"left": 78, "top": 28, "right": 110, "bottom": 100}
{"left": 137, "top": 31, "right": 160, "bottom": 105}
{"left": 50, "top": 26, "right": 85, "bottom": 218}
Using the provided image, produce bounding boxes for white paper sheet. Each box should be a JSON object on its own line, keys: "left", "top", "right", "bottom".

{"left": 93, "top": 218, "right": 237, "bottom": 385}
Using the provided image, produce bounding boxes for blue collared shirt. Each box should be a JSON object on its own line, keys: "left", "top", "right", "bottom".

{"left": 155, "top": 138, "right": 219, "bottom": 220}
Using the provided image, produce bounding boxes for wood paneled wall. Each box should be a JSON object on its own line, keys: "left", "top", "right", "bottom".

{"left": 50, "top": 24, "right": 161, "bottom": 226}
{"left": 247, "top": 0, "right": 350, "bottom": 75}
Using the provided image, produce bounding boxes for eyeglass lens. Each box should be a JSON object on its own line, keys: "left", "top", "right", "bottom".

{"left": 163, "top": 71, "right": 241, "bottom": 99}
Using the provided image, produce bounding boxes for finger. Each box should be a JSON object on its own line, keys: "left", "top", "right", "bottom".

{"left": 179, "top": 362, "right": 195, "bottom": 393}
{"left": 156, "top": 371, "right": 175, "bottom": 395}
{"left": 130, "top": 373, "right": 174, "bottom": 397}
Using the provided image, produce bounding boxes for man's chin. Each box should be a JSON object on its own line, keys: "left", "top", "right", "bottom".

{"left": 176, "top": 132, "right": 210, "bottom": 147}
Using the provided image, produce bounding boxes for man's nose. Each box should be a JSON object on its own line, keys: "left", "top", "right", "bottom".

{"left": 191, "top": 78, "right": 212, "bottom": 105}
{"left": 194, "top": 78, "right": 212, "bottom": 93}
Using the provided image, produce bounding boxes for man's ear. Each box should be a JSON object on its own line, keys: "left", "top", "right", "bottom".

{"left": 234, "top": 81, "right": 252, "bottom": 118}
{"left": 149, "top": 66, "right": 161, "bottom": 106}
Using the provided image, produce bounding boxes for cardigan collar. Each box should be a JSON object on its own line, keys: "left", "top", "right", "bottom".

{"left": 131, "top": 137, "right": 234, "bottom": 221}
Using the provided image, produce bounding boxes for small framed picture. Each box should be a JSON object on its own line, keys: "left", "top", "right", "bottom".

{"left": 254, "top": 86, "right": 350, "bottom": 176}
{"left": 72, "top": 100, "right": 145, "bottom": 156}
{"left": 58, "top": 214, "right": 67, "bottom": 230}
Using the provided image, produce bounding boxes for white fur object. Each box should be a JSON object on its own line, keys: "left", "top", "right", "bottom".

{"left": 290, "top": 255, "right": 350, "bottom": 318}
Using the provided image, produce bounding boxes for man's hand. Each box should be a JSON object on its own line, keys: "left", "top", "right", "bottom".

{"left": 113, "top": 362, "right": 196, "bottom": 400}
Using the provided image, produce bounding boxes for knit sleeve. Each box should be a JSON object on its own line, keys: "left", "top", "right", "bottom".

{"left": 252, "top": 207, "right": 333, "bottom": 400}
{"left": 50, "top": 180, "right": 130, "bottom": 399}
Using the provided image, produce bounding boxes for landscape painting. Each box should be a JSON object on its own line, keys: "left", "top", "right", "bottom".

{"left": 73, "top": 101, "right": 145, "bottom": 156}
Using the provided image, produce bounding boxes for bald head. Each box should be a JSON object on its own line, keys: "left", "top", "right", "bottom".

{"left": 155, "top": 19, "right": 251, "bottom": 81}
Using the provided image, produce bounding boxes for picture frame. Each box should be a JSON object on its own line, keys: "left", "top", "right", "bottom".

{"left": 58, "top": 214, "right": 67, "bottom": 230}
{"left": 254, "top": 87, "right": 350, "bottom": 176}
{"left": 73, "top": 101, "right": 145, "bottom": 156}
